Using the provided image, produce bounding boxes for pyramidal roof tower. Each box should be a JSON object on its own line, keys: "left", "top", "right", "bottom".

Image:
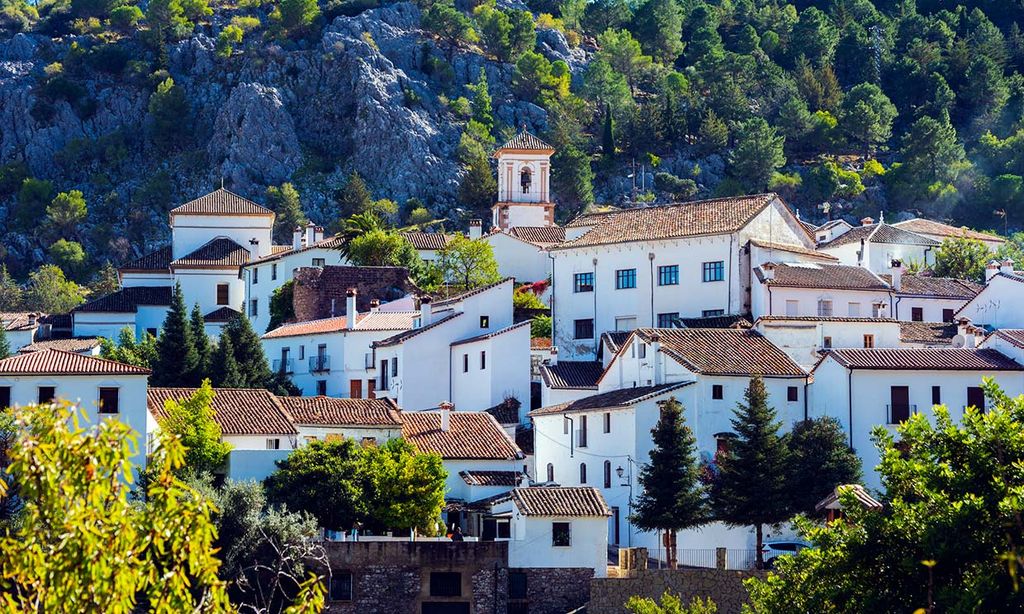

{"left": 491, "top": 130, "right": 556, "bottom": 230}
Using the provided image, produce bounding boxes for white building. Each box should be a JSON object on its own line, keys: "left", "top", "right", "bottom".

{"left": 752, "top": 261, "right": 893, "bottom": 320}
{"left": 887, "top": 262, "right": 981, "bottom": 323}
{"left": 480, "top": 226, "right": 564, "bottom": 283}
{"left": 551, "top": 193, "right": 814, "bottom": 359}
{"left": 492, "top": 132, "right": 557, "bottom": 230}
{"left": 0, "top": 349, "right": 152, "bottom": 470}
{"left": 754, "top": 317, "right": 902, "bottom": 369}
{"left": 489, "top": 486, "right": 611, "bottom": 576}
{"left": 810, "top": 219, "right": 853, "bottom": 244}
{"left": 539, "top": 360, "right": 603, "bottom": 407}
{"left": 816, "top": 217, "right": 940, "bottom": 273}
{"left": 893, "top": 218, "right": 1005, "bottom": 252}
{"left": 954, "top": 262, "right": 1024, "bottom": 329}
{"left": 1, "top": 312, "right": 41, "bottom": 352}
{"left": 808, "top": 347, "right": 1024, "bottom": 490}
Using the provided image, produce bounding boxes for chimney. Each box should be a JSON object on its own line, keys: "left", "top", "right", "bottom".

{"left": 1001, "top": 259, "right": 1015, "bottom": 276}
{"left": 419, "top": 295, "right": 432, "bottom": 328}
{"left": 370, "top": 299, "right": 381, "bottom": 312}
{"left": 346, "top": 288, "right": 358, "bottom": 330}
{"left": 889, "top": 259, "right": 903, "bottom": 291}
{"left": 27, "top": 313, "right": 36, "bottom": 327}
{"left": 760, "top": 262, "right": 777, "bottom": 281}
{"left": 438, "top": 400, "right": 454, "bottom": 432}
{"left": 650, "top": 333, "right": 663, "bottom": 385}
{"left": 468, "top": 219, "right": 483, "bottom": 240}
{"left": 986, "top": 259, "right": 1001, "bottom": 282}
{"left": 305, "top": 221, "right": 317, "bottom": 248}
{"left": 956, "top": 318, "right": 980, "bottom": 347}
{"left": 861, "top": 216, "right": 874, "bottom": 226}
{"left": 293, "top": 226, "right": 304, "bottom": 251}
{"left": 548, "top": 345, "right": 558, "bottom": 366}
{"left": 314, "top": 225, "right": 324, "bottom": 244}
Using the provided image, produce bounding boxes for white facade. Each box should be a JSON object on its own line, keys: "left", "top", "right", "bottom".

{"left": 72, "top": 305, "right": 170, "bottom": 340}
{"left": 480, "top": 232, "right": 551, "bottom": 283}
{"left": 754, "top": 318, "right": 902, "bottom": 369}
{"left": 170, "top": 212, "right": 273, "bottom": 261}
{"left": 752, "top": 280, "right": 892, "bottom": 320}
{"left": 956, "top": 273, "right": 1024, "bottom": 329}
{"left": 174, "top": 268, "right": 245, "bottom": 318}
{"left": 818, "top": 228, "right": 938, "bottom": 273}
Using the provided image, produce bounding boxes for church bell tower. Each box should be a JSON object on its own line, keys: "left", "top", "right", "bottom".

{"left": 492, "top": 130, "right": 556, "bottom": 230}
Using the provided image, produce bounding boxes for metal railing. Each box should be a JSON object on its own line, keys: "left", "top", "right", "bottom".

{"left": 647, "top": 547, "right": 761, "bottom": 570}
{"left": 273, "top": 358, "right": 293, "bottom": 374}
{"left": 309, "top": 355, "right": 330, "bottom": 372}
{"left": 886, "top": 404, "right": 917, "bottom": 424}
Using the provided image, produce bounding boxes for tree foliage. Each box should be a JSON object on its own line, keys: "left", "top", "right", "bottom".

{"left": 438, "top": 234, "right": 501, "bottom": 289}
{"left": 100, "top": 327, "right": 158, "bottom": 368}
{"left": 933, "top": 236, "right": 991, "bottom": 281}
{"left": 157, "top": 379, "right": 232, "bottom": 477}
{"left": 152, "top": 282, "right": 198, "bottom": 387}
{"left": 785, "top": 417, "right": 861, "bottom": 517}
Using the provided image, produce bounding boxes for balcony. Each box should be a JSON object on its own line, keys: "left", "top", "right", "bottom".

{"left": 309, "top": 355, "right": 331, "bottom": 373}
{"left": 364, "top": 353, "right": 374, "bottom": 370}
{"left": 273, "top": 358, "right": 294, "bottom": 374}
{"left": 886, "top": 404, "right": 917, "bottom": 424}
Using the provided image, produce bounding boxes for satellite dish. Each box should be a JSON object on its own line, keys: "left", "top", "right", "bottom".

{"left": 951, "top": 334, "right": 967, "bottom": 348}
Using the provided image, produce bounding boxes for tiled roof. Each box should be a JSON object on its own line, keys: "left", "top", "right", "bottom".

{"left": 988, "top": 329, "right": 1024, "bottom": 349}
{"left": 815, "top": 484, "right": 883, "bottom": 512}
{"left": 401, "top": 232, "right": 455, "bottom": 251}
{"left": 74, "top": 286, "right": 173, "bottom": 313}
{"left": 373, "top": 311, "right": 463, "bottom": 347}
{"left": 755, "top": 262, "right": 890, "bottom": 291}
{"left": 485, "top": 397, "right": 521, "bottom": 424}
{"left": 497, "top": 131, "right": 554, "bottom": 152}
{"left": 822, "top": 348, "right": 1023, "bottom": 371}
{"left": 757, "top": 316, "right": 896, "bottom": 324}
{"left": 147, "top": 388, "right": 297, "bottom": 435}
{"left": 636, "top": 328, "right": 807, "bottom": 377}
{"left": 894, "top": 219, "right": 1005, "bottom": 243}
{"left": 748, "top": 239, "right": 836, "bottom": 261}
{"left": 531, "top": 338, "right": 552, "bottom": 349}
{"left": 678, "top": 314, "right": 753, "bottom": 329}
{"left": 0, "top": 349, "right": 150, "bottom": 375}
{"left": 263, "top": 311, "right": 418, "bottom": 339}
{"left": 276, "top": 396, "right": 402, "bottom": 426}
{"left": 601, "top": 331, "right": 631, "bottom": 355}
{"left": 18, "top": 337, "right": 101, "bottom": 354}
{"left": 263, "top": 316, "right": 349, "bottom": 339}
{"left": 170, "top": 238, "right": 250, "bottom": 268}
{"left": 291, "top": 266, "right": 421, "bottom": 322}
{"left": 1, "top": 312, "right": 40, "bottom": 331}
{"left": 433, "top": 278, "right": 513, "bottom": 308}
{"left": 507, "top": 487, "right": 611, "bottom": 517}
{"left": 508, "top": 226, "right": 565, "bottom": 246}
{"left": 895, "top": 275, "right": 982, "bottom": 298}
{"left": 819, "top": 223, "right": 940, "bottom": 249}
{"left": 450, "top": 321, "right": 531, "bottom": 346}
{"left": 460, "top": 470, "right": 522, "bottom": 487}
{"left": 553, "top": 194, "right": 779, "bottom": 250}
{"left": 203, "top": 306, "right": 241, "bottom": 323}
{"left": 401, "top": 411, "right": 522, "bottom": 459}
{"left": 169, "top": 188, "right": 273, "bottom": 216}
{"left": 246, "top": 236, "right": 346, "bottom": 266}
{"left": 120, "top": 246, "right": 172, "bottom": 271}
{"left": 899, "top": 321, "right": 957, "bottom": 345}
{"left": 531, "top": 382, "right": 693, "bottom": 416}
{"left": 540, "top": 361, "right": 603, "bottom": 389}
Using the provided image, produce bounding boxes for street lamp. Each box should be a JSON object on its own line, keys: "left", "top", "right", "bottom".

{"left": 616, "top": 457, "right": 634, "bottom": 547}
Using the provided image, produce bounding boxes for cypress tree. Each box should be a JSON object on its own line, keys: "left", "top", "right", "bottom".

{"left": 152, "top": 283, "right": 197, "bottom": 386}
{"left": 190, "top": 303, "right": 210, "bottom": 384}
{"left": 0, "top": 323, "right": 9, "bottom": 359}
{"left": 470, "top": 68, "right": 494, "bottom": 133}
{"left": 210, "top": 334, "right": 243, "bottom": 388}
{"left": 602, "top": 103, "right": 615, "bottom": 159}
{"left": 786, "top": 417, "right": 861, "bottom": 516}
{"left": 631, "top": 397, "right": 708, "bottom": 568}
{"left": 223, "top": 314, "right": 273, "bottom": 388}
{"left": 711, "top": 375, "right": 791, "bottom": 568}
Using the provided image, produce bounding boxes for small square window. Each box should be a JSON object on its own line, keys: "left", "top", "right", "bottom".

{"left": 932, "top": 385, "right": 941, "bottom": 406}
{"left": 38, "top": 386, "right": 55, "bottom": 404}
{"left": 943, "top": 308, "right": 954, "bottom": 322}
{"left": 316, "top": 381, "right": 327, "bottom": 395}
{"left": 785, "top": 300, "right": 799, "bottom": 316}
{"left": 787, "top": 386, "right": 798, "bottom": 402}
{"left": 657, "top": 312, "right": 679, "bottom": 328}
{"left": 574, "top": 319, "right": 594, "bottom": 340}
{"left": 480, "top": 315, "right": 489, "bottom": 328}
{"left": 266, "top": 438, "right": 281, "bottom": 450}
{"left": 702, "top": 261, "right": 724, "bottom": 282}
{"left": 312, "top": 258, "right": 326, "bottom": 267}
{"left": 712, "top": 385, "right": 723, "bottom": 400}
{"left": 615, "top": 268, "right": 637, "bottom": 289}
{"left": 863, "top": 334, "right": 875, "bottom": 348}
{"left": 911, "top": 307, "right": 923, "bottom": 322}
{"left": 823, "top": 336, "right": 833, "bottom": 349}
{"left": 817, "top": 300, "right": 833, "bottom": 317}
{"left": 98, "top": 387, "right": 119, "bottom": 414}
{"left": 329, "top": 573, "right": 352, "bottom": 601}
{"left": 552, "top": 522, "right": 571, "bottom": 547}
{"left": 430, "top": 572, "right": 462, "bottom": 597}
{"left": 573, "top": 272, "right": 594, "bottom": 293}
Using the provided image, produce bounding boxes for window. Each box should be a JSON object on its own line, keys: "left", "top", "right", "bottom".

{"left": 658, "top": 265, "right": 679, "bottom": 286}
{"left": 38, "top": 386, "right": 55, "bottom": 404}
{"left": 520, "top": 168, "right": 532, "bottom": 193}
{"left": 657, "top": 312, "right": 679, "bottom": 328}
{"left": 702, "top": 309, "right": 725, "bottom": 317}
{"left": 823, "top": 336, "right": 833, "bottom": 349}
{"left": 787, "top": 386, "right": 798, "bottom": 402}
{"left": 480, "top": 315, "right": 489, "bottom": 328}
{"left": 0, "top": 386, "right": 9, "bottom": 410}
{"left": 311, "top": 258, "right": 326, "bottom": 267}
{"left": 316, "top": 380, "right": 327, "bottom": 395}
{"left": 967, "top": 386, "right": 985, "bottom": 412}
{"left": 616, "top": 268, "right": 637, "bottom": 289}
{"left": 146, "top": 328, "right": 158, "bottom": 338}
{"left": 604, "top": 460, "right": 612, "bottom": 488}
{"left": 271, "top": 263, "right": 278, "bottom": 280}
{"left": 552, "top": 522, "right": 571, "bottom": 547}
{"left": 509, "top": 572, "right": 528, "bottom": 600}
{"left": 712, "top": 384, "right": 723, "bottom": 400}
{"left": 252, "top": 267, "right": 258, "bottom": 284}
{"left": 497, "top": 519, "right": 510, "bottom": 538}
{"left": 863, "top": 334, "right": 875, "bottom": 348}
{"left": 250, "top": 299, "right": 258, "bottom": 316}
{"left": 574, "top": 319, "right": 594, "bottom": 340}
{"left": 603, "top": 412, "right": 611, "bottom": 433}
{"left": 429, "top": 572, "right": 462, "bottom": 597}
{"left": 480, "top": 351, "right": 486, "bottom": 369}
{"left": 702, "top": 261, "right": 724, "bottom": 282}
{"left": 329, "top": 573, "right": 352, "bottom": 601}
{"left": 462, "top": 354, "right": 469, "bottom": 373}
{"left": 911, "top": 307, "right": 924, "bottom": 322}
{"left": 266, "top": 438, "right": 281, "bottom": 450}
{"left": 98, "top": 387, "right": 119, "bottom": 414}
{"left": 785, "top": 300, "right": 799, "bottom": 316}
{"left": 578, "top": 415, "right": 588, "bottom": 447}
{"left": 943, "top": 308, "right": 954, "bottom": 322}
{"left": 817, "top": 299, "right": 833, "bottom": 317}
{"left": 637, "top": 342, "right": 646, "bottom": 359}
{"left": 615, "top": 316, "right": 636, "bottom": 331}
{"left": 216, "top": 284, "right": 229, "bottom": 306}
{"left": 848, "top": 302, "right": 861, "bottom": 317}
{"left": 872, "top": 303, "right": 884, "bottom": 318}
{"left": 391, "top": 356, "right": 398, "bottom": 377}
{"left": 579, "top": 463, "right": 587, "bottom": 483}
{"left": 932, "top": 386, "right": 941, "bottom": 406}
{"left": 716, "top": 434, "right": 734, "bottom": 455}
{"left": 298, "top": 345, "right": 305, "bottom": 360}
{"left": 546, "top": 463, "right": 554, "bottom": 482}
{"left": 573, "top": 272, "right": 594, "bottom": 293}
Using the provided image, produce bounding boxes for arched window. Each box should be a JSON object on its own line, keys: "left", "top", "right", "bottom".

{"left": 603, "top": 460, "right": 612, "bottom": 488}
{"left": 546, "top": 463, "right": 554, "bottom": 482}
{"left": 579, "top": 462, "right": 587, "bottom": 484}
{"left": 520, "top": 167, "right": 532, "bottom": 194}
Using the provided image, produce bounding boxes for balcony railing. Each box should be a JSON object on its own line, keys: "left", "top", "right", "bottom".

{"left": 886, "top": 404, "right": 917, "bottom": 424}
{"left": 364, "top": 353, "right": 374, "bottom": 370}
{"left": 309, "top": 355, "right": 330, "bottom": 373}
{"left": 273, "top": 358, "right": 293, "bottom": 374}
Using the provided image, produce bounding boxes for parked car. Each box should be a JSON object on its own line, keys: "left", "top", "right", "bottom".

{"left": 762, "top": 541, "right": 812, "bottom": 568}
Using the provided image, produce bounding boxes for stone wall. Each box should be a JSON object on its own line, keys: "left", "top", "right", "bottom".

{"left": 512, "top": 567, "right": 593, "bottom": 614}
{"left": 589, "top": 568, "right": 768, "bottom": 614}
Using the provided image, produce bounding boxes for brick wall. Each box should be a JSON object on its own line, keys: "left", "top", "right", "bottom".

{"left": 292, "top": 266, "right": 419, "bottom": 322}
{"left": 589, "top": 568, "right": 767, "bottom": 614}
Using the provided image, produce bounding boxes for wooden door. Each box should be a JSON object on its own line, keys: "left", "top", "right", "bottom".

{"left": 367, "top": 379, "right": 376, "bottom": 399}
{"left": 890, "top": 386, "right": 909, "bottom": 423}
{"left": 349, "top": 379, "right": 362, "bottom": 399}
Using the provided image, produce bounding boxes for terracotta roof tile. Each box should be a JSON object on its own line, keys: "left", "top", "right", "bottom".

{"left": 601, "top": 331, "right": 631, "bottom": 355}
{"left": 677, "top": 314, "right": 753, "bottom": 329}
{"left": 894, "top": 219, "right": 1005, "bottom": 243}
{"left": 247, "top": 236, "right": 346, "bottom": 266}
{"left": 540, "top": 361, "right": 603, "bottom": 389}
{"left": 531, "top": 338, "right": 552, "bottom": 349}
{"left": 899, "top": 321, "right": 957, "bottom": 345}
{"left": 497, "top": 131, "right": 554, "bottom": 152}
{"left": 276, "top": 396, "right": 402, "bottom": 426}
{"left": 0, "top": 349, "right": 150, "bottom": 375}
{"left": 120, "top": 246, "right": 172, "bottom": 271}
{"left": 169, "top": 188, "right": 273, "bottom": 216}
{"left": 636, "top": 328, "right": 807, "bottom": 377}
{"left": 18, "top": 337, "right": 101, "bottom": 354}
{"left": 758, "top": 316, "right": 896, "bottom": 324}
{"left": 74, "top": 286, "right": 173, "bottom": 313}
{"left": 401, "top": 232, "right": 456, "bottom": 251}
{"left": 815, "top": 484, "right": 882, "bottom": 512}
{"left": 823, "top": 348, "right": 1023, "bottom": 371}
{"left": 748, "top": 239, "right": 837, "bottom": 261}
{"left": 819, "top": 223, "right": 939, "bottom": 249}
{"left": 531, "top": 382, "right": 693, "bottom": 416}
{"left": 1, "top": 312, "right": 41, "bottom": 332}
{"left": 373, "top": 311, "right": 463, "bottom": 347}
{"left": 203, "top": 307, "right": 242, "bottom": 323}
{"left": 554, "top": 194, "right": 779, "bottom": 250}
{"left": 756, "top": 262, "right": 890, "bottom": 291}
{"left": 507, "top": 487, "right": 611, "bottom": 516}
{"left": 485, "top": 397, "right": 521, "bottom": 424}
{"left": 171, "top": 238, "right": 250, "bottom": 268}
{"left": 895, "top": 275, "right": 982, "bottom": 298}
{"left": 147, "top": 387, "right": 297, "bottom": 435}
{"left": 988, "top": 329, "right": 1024, "bottom": 349}
{"left": 433, "top": 278, "right": 513, "bottom": 308}
{"left": 401, "top": 411, "right": 522, "bottom": 459}
{"left": 508, "top": 226, "right": 565, "bottom": 246}
{"left": 263, "top": 312, "right": 417, "bottom": 339}
{"left": 460, "top": 470, "right": 523, "bottom": 486}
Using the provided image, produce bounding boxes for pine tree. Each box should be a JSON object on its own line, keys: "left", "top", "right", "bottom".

{"left": 786, "top": 417, "right": 861, "bottom": 516}
{"left": 0, "top": 324, "right": 10, "bottom": 359}
{"left": 711, "top": 375, "right": 791, "bottom": 568}
{"left": 223, "top": 314, "right": 273, "bottom": 389}
{"left": 190, "top": 303, "right": 210, "bottom": 384}
{"left": 631, "top": 397, "right": 708, "bottom": 569}
{"left": 267, "top": 183, "right": 307, "bottom": 245}
{"left": 210, "top": 334, "right": 243, "bottom": 388}
{"left": 335, "top": 172, "right": 374, "bottom": 223}
{"left": 152, "top": 283, "right": 198, "bottom": 387}
{"left": 469, "top": 68, "right": 494, "bottom": 132}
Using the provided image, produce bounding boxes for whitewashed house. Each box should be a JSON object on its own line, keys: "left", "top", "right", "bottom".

{"left": 893, "top": 218, "right": 1005, "bottom": 252}
{"left": 808, "top": 347, "right": 1024, "bottom": 490}
{"left": 886, "top": 261, "right": 981, "bottom": 323}
{"left": 810, "top": 219, "right": 853, "bottom": 244}
{"left": 954, "top": 261, "right": 1024, "bottom": 329}
{"left": 539, "top": 360, "right": 603, "bottom": 407}
{"left": 72, "top": 286, "right": 173, "bottom": 342}
{"left": 816, "top": 217, "right": 940, "bottom": 272}
{"left": 481, "top": 226, "right": 564, "bottom": 283}
{"left": 0, "top": 349, "right": 152, "bottom": 470}
{"left": 751, "top": 261, "right": 893, "bottom": 320}
{"left": 551, "top": 193, "right": 814, "bottom": 359}
{"left": 754, "top": 316, "right": 902, "bottom": 369}
{"left": 492, "top": 132, "right": 557, "bottom": 230}
{"left": 275, "top": 396, "right": 403, "bottom": 444}
{"left": 489, "top": 486, "right": 611, "bottom": 577}
{"left": 1, "top": 312, "right": 41, "bottom": 352}
{"left": 18, "top": 337, "right": 103, "bottom": 355}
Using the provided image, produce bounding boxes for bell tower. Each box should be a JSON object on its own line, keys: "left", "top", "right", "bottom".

{"left": 492, "top": 130, "right": 556, "bottom": 230}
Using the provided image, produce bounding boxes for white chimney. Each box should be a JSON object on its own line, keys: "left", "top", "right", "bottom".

{"left": 861, "top": 216, "right": 874, "bottom": 226}
{"left": 986, "top": 260, "right": 1001, "bottom": 282}
{"left": 1000, "top": 259, "right": 1015, "bottom": 276}
{"left": 760, "top": 262, "right": 777, "bottom": 281}
{"left": 370, "top": 299, "right": 381, "bottom": 312}
{"left": 650, "top": 333, "right": 663, "bottom": 385}
{"left": 305, "top": 221, "right": 317, "bottom": 248}
{"left": 957, "top": 318, "right": 978, "bottom": 347}
{"left": 548, "top": 346, "right": 558, "bottom": 366}
{"left": 314, "top": 225, "right": 324, "bottom": 244}
{"left": 293, "top": 226, "right": 304, "bottom": 251}
{"left": 27, "top": 313, "right": 36, "bottom": 327}
{"left": 346, "top": 288, "right": 358, "bottom": 330}
{"left": 889, "top": 259, "right": 903, "bottom": 291}
{"left": 419, "top": 295, "right": 432, "bottom": 328}
{"left": 469, "top": 219, "right": 483, "bottom": 240}
{"left": 439, "top": 401, "right": 454, "bottom": 432}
